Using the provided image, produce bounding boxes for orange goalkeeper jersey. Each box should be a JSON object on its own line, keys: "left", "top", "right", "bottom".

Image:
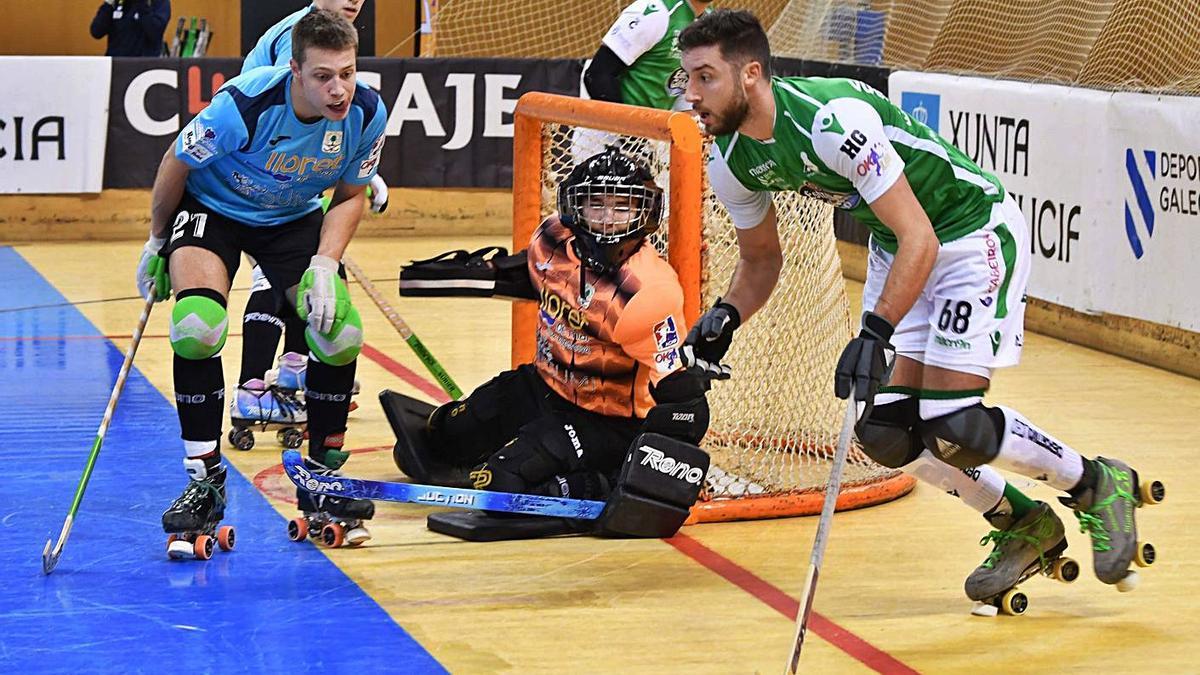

{"left": 528, "top": 217, "right": 687, "bottom": 419}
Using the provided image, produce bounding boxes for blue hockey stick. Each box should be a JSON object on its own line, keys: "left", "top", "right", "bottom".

{"left": 281, "top": 450, "right": 606, "bottom": 519}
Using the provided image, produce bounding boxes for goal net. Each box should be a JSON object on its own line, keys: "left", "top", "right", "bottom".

{"left": 511, "top": 93, "right": 914, "bottom": 522}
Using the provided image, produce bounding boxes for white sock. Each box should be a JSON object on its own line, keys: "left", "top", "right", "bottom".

{"left": 989, "top": 405, "right": 1084, "bottom": 491}
{"left": 900, "top": 449, "right": 1006, "bottom": 514}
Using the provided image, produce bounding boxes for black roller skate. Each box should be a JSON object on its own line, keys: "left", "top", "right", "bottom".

{"left": 227, "top": 377, "right": 307, "bottom": 451}
{"left": 162, "top": 462, "right": 235, "bottom": 561}
{"left": 1059, "top": 457, "right": 1165, "bottom": 592}
{"left": 287, "top": 449, "right": 374, "bottom": 548}
{"left": 966, "top": 501, "right": 1078, "bottom": 616}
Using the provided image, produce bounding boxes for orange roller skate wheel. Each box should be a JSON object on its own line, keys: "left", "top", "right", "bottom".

{"left": 321, "top": 522, "right": 345, "bottom": 548}
{"left": 217, "top": 525, "right": 236, "bottom": 552}
{"left": 288, "top": 517, "right": 309, "bottom": 542}
{"left": 193, "top": 534, "right": 215, "bottom": 561}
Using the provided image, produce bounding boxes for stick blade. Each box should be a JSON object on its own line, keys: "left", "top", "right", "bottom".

{"left": 42, "top": 538, "right": 60, "bottom": 575}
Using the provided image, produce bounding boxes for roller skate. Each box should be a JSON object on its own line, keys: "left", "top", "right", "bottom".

{"left": 966, "top": 501, "right": 1078, "bottom": 616}
{"left": 228, "top": 376, "right": 307, "bottom": 451}
{"left": 163, "top": 461, "right": 235, "bottom": 561}
{"left": 287, "top": 446, "right": 374, "bottom": 548}
{"left": 1059, "top": 457, "right": 1165, "bottom": 592}
{"left": 266, "top": 351, "right": 359, "bottom": 412}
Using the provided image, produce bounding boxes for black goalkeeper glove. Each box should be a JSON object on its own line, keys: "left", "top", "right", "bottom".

{"left": 834, "top": 311, "right": 896, "bottom": 418}
{"left": 679, "top": 299, "right": 741, "bottom": 383}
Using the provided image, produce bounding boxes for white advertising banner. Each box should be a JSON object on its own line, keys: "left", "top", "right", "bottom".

{"left": 0, "top": 57, "right": 111, "bottom": 194}
{"left": 888, "top": 71, "right": 1200, "bottom": 331}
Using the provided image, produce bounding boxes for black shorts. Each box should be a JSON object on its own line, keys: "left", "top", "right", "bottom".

{"left": 435, "top": 364, "right": 643, "bottom": 474}
{"left": 162, "top": 191, "right": 325, "bottom": 301}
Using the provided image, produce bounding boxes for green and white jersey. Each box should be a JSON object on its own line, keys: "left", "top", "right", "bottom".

{"left": 602, "top": 0, "right": 705, "bottom": 111}
{"left": 708, "top": 77, "right": 1005, "bottom": 252}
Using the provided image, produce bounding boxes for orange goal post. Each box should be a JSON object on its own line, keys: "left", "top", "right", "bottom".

{"left": 510, "top": 92, "right": 915, "bottom": 523}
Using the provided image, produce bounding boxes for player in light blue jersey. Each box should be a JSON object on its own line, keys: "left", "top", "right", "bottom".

{"left": 136, "top": 10, "right": 387, "bottom": 556}
{"left": 236, "top": 0, "right": 378, "bottom": 434}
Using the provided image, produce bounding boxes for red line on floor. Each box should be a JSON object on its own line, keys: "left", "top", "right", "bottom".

{"left": 664, "top": 533, "right": 916, "bottom": 674}
{"left": 360, "top": 342, "right": 451, "bottom": 403}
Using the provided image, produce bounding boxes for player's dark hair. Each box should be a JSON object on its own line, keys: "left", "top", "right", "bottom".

{"left": 291, "top": 9, "right": 359, "bottom": 65}
{"left": 677, "top": 9, "right": 772, "bottom": 78}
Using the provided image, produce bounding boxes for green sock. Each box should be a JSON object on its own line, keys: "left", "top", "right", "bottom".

{"left": 1003, "top": 482, "right": 1037, "bottom": 520}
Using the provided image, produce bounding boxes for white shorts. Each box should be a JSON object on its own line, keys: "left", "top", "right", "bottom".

{"left": 862, "top": 194, "right": 1030, "bottom": 378}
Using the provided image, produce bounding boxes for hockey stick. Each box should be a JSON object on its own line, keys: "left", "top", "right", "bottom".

{"left": 282, "top": 450, "right": 606, "bottom": 519}
{"left": 784, "top": 386, "right": 858, "bottom": 673}
{"left": 42, "top": 291, "right": 157, "bottom": 575}
{"left": 342, "top": 256, "right": 463, "bottom": 399}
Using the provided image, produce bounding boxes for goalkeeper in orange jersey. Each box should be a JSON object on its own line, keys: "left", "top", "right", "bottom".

{"left": 382, "top": 146, "right": 713, "bottom": 541}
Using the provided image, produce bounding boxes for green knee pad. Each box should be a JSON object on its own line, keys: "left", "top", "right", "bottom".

{"left": 306, "top": 304, "right": 363, "bottom": 366}
{"left": 170, "top": 295, "right": 229, "bottom": 359}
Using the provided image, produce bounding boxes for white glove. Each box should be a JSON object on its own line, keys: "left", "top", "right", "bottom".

{"left": 135, "top": 234, "right": 168, "bottom": 302}
{"left": 298, "top": 255, "right": 342, "bottom": 334}
{"left": 368, "top": 175, "right": 389, "bottom": 214}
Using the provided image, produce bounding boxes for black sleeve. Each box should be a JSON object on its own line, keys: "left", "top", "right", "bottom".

{"left": 90, "top": 3, "right": 114, "bottom": 39}
{"left": 136, "top": 0, "right": 171, "bottom": 42}
{"left": 583, "top": 45, "right": 628, "bottom": 104}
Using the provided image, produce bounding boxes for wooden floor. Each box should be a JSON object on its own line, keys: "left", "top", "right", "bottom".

{"left": 16, "top": 236, "right": 1199, "bottom": 674}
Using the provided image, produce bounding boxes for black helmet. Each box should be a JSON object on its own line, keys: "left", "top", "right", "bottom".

{"left": 557, "top": 146, "right": 664, "bottom": 271}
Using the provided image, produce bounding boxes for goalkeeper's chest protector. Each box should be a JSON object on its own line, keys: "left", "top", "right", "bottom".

{"left": 527, "top": 218, "right": 686, "bottom": 419}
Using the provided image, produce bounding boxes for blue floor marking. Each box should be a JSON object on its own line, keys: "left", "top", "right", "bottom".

{"left": 0, "top": 247, "right": 445, "bottom": 673}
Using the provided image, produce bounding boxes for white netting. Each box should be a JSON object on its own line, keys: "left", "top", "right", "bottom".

{"left": 428, "top": 0, "right": 1200, "bottom": 95}
{"left": 539, "top": 122, "right": 911, "bottom": 517}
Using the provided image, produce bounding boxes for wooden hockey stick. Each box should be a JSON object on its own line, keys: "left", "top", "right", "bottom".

{"left": 42, "top": 291, "right": 157, "bottom": 575}
{"left": 784, "top": 386, "right": 858, "bottom": 673}
{"left": 342, "top": 256, "right": 463, "bottom": 400}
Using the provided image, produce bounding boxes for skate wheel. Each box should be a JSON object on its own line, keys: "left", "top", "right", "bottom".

{"left": 287, "top": 517, "right": 309, "bottom": 542}
{"left": 1051, "top": 557, "right": 1080, "bottom": 583}
{"left": 230, "top": 427, "right": 255, "bottom": 451}
{"left": 1000, "top": 589, "right": 1028, "bottom": 616}
{"left": 1140, "top": 479, "right": 1165, "bottom": 505}
{"left": 321, "top": 522, "right": 345, "bottom": 548}
{"left": 1135, "top": 541, "right": 1156, "bottom": 567}
{"left": 1116, "top": 571, "right": 1140, "bottom": 593}
{"left": 193, "top": 534, "right": 215, "bottom": 561}
{"left": 167, "top": 537, "right": 192, "bottom": 560}
{"left": 348, "top": 400, "right": 359, "bottom": 413}
{"left": 217, "top": 525, "right": 236, "bottom": 552}
{"left": 344, "top": 526, "right": 371, "bottom": 547}
{"left": 278, "top": 427, "right": 305, "bottom": 450}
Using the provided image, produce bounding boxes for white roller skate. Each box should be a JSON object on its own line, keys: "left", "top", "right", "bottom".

{"left": 228, "top": 377, "right": 307, "bottom": 451}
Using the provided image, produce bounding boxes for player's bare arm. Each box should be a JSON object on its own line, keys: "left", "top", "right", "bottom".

{"left": 317, "top": 180, "right": 368, "bottom": 261}
{"left": 722, "top": 203, "right": 782, "bottom": 321}
{"left": 149, "top": 150, "right": 190, "bottom": 239}
{"left": 862, "top": 174, "right": 939, "bottom": 326}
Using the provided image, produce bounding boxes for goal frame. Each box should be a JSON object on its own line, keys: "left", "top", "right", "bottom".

{"left": 509, "top": 92, "right": 915, "bottom": 523}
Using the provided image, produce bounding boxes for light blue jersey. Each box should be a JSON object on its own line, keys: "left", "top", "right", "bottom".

{"left": 242, "top": 5, "right": 313, "bottom": 72}
{"left": 176, "top": 66, "right": 387, "bottom": 226}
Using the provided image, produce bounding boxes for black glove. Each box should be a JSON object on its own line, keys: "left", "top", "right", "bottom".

{"left": 834, "top": 311, "right": 896, "bottom": 415}
{"left": 679, "top": 300, "right": 740, "bottom": 381}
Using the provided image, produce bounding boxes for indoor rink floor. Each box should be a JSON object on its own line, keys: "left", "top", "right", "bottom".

{"left": 2, "top": 237, "right": 1196, "bottom": 674}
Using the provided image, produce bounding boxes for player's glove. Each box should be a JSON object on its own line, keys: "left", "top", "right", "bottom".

{"left": 135, "top": 234, "right": 170, "bottom": 302}
{"left": 367, "top": 176, "right": 389, "bottom": 214}
{"left": 834, "top": 311, "right": 896, "bottom": 419}
{"left": 679, "top": 299, "right": 740, "bottom": 382}
{"left": 297, "top": 255, "right": 350, "bottom": 334}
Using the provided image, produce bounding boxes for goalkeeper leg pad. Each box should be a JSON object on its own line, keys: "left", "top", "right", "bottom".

{"left": 596, "top": 433, "right": 710, "bottom": 538}
{"left": 170, "top": 289, "right": 229, "bottom": 360}
{"left": 379, "top": 390, "right": 470, "bottom": 487}
{"left": 918, "top": 402, "right": 1005, "bottom": 469}
{"left": 855, "top": 397, "right": 925, "bottom": 469}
